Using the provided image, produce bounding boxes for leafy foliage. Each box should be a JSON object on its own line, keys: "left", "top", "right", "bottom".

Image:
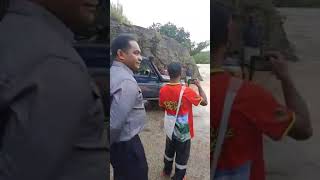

{"left": 190, "top": 41, "right": 210, "bottom": 56}
{"left": 193, "top": 51, "right": 210, "bottom": 64}
{"left": 149, "top": 22, "right": 209, "bottom": 56}
{"left": 110, "top": 2, "right": 131, "bottom": 24}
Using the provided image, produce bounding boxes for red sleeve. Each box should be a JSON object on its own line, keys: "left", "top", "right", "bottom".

{"left": 184, "top": 87, "right": 202, "bottom": 106}
{"left": 237, "top": 82, "right": 295, "bottom": 140}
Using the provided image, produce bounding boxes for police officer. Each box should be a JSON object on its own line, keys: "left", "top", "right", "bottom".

{"left": 110, "top": 34, "right": 148, "bottom": 180}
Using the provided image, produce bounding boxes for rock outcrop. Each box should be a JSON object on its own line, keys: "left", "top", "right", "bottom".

{"left": 217, "top": 0, "right": 299, "bottom": 61}
{"left": 110, "top": 18, "right": 202, "bottom": 80}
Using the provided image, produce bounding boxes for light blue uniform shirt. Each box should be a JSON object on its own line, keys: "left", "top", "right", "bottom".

{"left": 110, "top": 61, "right": 146, "bottom": 145}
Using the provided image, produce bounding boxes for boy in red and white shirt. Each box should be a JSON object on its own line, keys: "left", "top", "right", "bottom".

{"left": 159, "top": 62, "right": 208, "bottom": 180}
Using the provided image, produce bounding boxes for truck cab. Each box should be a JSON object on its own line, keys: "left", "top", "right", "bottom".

{"left": 74, "top": 44, "right": 169, "bottom": 103}
{"left": 134, "top": 57, "right": 169, "bottom": 100}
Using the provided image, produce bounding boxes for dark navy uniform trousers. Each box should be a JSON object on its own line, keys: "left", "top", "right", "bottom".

{"left": 110, "top": 135, "right": 148, "bottom": 180}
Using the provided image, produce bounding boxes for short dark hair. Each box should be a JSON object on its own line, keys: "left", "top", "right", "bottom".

{"left": 167, "top": 62, "right": 182, "bottom": 79}
{"left": 111, "top": 34, "right": 138, "bottom": 58}
{"left": 212, "top": 2, "right": 232, "bottom": 51}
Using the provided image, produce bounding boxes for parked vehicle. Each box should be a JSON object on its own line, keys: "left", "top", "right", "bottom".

{"left": 134, "top": 57, "right": 169, "bottom": 100}
{"left": 75, "top": 43, "right": 169, "bottom": 102}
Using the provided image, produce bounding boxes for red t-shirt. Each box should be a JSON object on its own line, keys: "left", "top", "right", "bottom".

{"left": 211, "top": 72, "right": 295, "bottom": 180}
{"left": 159, "top": 83, "right": 202, "bottom": 138}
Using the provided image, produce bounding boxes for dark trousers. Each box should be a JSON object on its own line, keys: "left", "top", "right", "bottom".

{"left": 163, "top": 135, "right": 191, "bottom": 180}
{"left": 110, "top": 135, "right": 148, "bottom": 180}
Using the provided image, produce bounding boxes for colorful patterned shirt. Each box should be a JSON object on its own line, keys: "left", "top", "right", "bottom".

{"left": 160, "top": 83, "right": 202, "bottom": 141}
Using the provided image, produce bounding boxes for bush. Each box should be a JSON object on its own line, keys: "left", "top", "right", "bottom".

{"left": 110, "top": 2, "right": 131, "bottom": 24}
{"left": 192, "top": 51, "right": 210, "bottom": 64}
{"left": 149, "top": 22, "right": 209, "bottom": 56}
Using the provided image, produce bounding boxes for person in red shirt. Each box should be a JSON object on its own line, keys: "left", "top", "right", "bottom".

{"left": 159, "top": 62, "right": 208, "bottom": 180}
{"left": 211, "top": 2, "right": 312, "bottom": 180}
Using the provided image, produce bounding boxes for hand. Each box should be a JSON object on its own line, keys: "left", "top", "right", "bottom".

{"left": 266, "top": 51, "right": 290, "bottom": 81}
{"left": 194, "top": 79, "right": 201, "bottom": 87}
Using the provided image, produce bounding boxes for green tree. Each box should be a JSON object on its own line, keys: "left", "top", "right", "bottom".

{"left": 190, "top": 41, "right": 210, "bottom": 56}
{"left": 149, "top": 22, "right": 209, "bottom": 56}
{"left": 193, "top": 51, "right": 210, "bottom": 64}
{"left": 110, "top": 2, "right": 131, "bottom": 24}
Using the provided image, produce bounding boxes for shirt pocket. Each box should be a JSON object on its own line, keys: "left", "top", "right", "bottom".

{"left": 87, "top": 81, "right": 105, "bottom": 130}
{"left": 132, "top": 89, "right": 144, "bottom": 110}
{"left": 75, "top": 81, "right": 106, "bottom": 149}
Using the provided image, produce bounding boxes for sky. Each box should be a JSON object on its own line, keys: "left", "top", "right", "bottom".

{"left": 110, "top": 0, "right": 210, "bottom": 50}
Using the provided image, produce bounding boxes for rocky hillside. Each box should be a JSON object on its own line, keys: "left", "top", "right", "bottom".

{"left": 110, "top": 18, "right": 202, "bottom": 80}
{"left": 217, "top": 0, "right": 299, "bottom": 61}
